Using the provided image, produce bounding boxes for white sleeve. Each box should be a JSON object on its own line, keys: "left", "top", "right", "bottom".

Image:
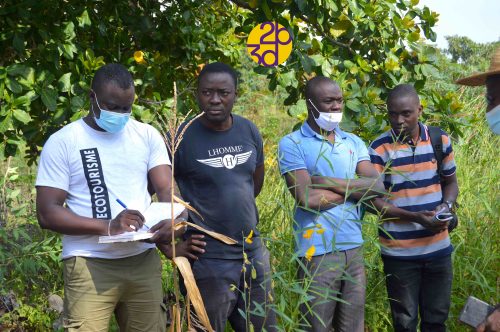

{"left": 148, "top": 126, "right": 171, "bottom": 171}
{"left": 35, "top": 134, "right": 70, "bottom": 191}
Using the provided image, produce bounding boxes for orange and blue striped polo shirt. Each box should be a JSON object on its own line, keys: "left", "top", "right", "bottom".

{"left": 368, "top": 122, "right": 456, "bottom": 260}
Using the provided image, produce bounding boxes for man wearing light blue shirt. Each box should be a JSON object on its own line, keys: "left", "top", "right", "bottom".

{"left": 277, "top": 76, "right": 384, "bottom": 332}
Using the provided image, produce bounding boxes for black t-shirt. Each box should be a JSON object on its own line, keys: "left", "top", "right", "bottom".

{"left": 174, "top": 114, "right": 264, "bottom": 259}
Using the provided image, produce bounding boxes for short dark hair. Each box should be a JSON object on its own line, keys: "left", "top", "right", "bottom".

{"left": 387, "top": 84, "right": 419, "bottom": 105}
{"left": 305, "top": 76, "right": 338, "bottom": 100}
{"left": 91, "top": 63, "right": 134, "bottom": 93}
{"left": 197, "top": 62, "right": 238, "bottom": 89}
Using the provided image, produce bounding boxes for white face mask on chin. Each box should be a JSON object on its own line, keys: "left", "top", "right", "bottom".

{"left": 308, "top": 99, "right": 343, "bottom": 132}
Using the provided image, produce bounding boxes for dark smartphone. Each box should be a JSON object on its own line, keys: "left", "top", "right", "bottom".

{"left": 435, "top": 212, "right": 454, "bottom": 222}
{"left": 459, "top": 296, "right": 495, "bottom": 328}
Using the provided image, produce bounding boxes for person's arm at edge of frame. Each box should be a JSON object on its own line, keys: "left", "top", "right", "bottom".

{"left": 476, "top": 305, "right": 500, "bottom": 332}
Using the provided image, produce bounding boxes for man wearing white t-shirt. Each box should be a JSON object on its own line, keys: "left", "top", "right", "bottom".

{"left": 35, "top": 63, "right": 189, "bottom": 331}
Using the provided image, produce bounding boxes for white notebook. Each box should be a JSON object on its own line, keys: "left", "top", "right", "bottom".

{"left": 98, "top": 202, "right": 185, "bottom": 243}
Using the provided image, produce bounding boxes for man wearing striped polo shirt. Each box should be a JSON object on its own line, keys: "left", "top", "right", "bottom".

{"left": 368, "top": 84, "right": 459, "bottom": 332}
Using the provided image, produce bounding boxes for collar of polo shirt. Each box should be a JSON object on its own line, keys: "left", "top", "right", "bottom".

{"left": 300, "top": 121, "right": 348, "bottom": 141}
{"left": 390, "top": 122, "right": 428, "bottom": 145}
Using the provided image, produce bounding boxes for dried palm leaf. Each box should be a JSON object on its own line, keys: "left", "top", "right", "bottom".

{"left": 173, "top": 195, "right": 204, "bottom": 220}
{"left": 174, "top": 221, "right": 237, "bottom": 245}
{"left": 173, "top": 256, "right": 214, "bottom": 332}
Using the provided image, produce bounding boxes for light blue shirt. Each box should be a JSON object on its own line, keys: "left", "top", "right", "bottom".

{"left": 277, "top": 122, "right": 370, "bottom": 257}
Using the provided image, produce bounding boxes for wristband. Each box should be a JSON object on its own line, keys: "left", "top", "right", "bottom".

{"left": 444, "top": 200, "right": 454, "bottom": 211}
{"left": 107, "top": 219, "right": 113, "bottom": 236}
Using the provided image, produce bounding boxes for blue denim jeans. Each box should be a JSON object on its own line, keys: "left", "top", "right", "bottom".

{"left": 383, "top": 254, "right": 453, "bottom": 332}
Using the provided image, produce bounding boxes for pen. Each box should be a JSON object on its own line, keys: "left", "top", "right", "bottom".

{"left": 116, "top": 199, "right": 127, "bottom": 209}
{"left": 115, "top": 199, "right": 137, "bottom": 231}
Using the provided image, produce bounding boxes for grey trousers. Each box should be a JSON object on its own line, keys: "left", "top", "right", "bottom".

{"left": 191, "top": 246, "right": 277, "bottom": 332}
{"left": 298, "top": 247, "right": 366, "bottom": 332}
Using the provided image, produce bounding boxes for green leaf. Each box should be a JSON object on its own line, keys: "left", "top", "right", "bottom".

{"left": 253, "top": 66, "right": 273, "bottom": 75}
{"left": 8, "top": 188, "right": 21, "bottom": 199}
{"left": 6, "top": 78, "right": 22, "bottom": 94}
{"left": 299, "top": 54, "right": 316, "bottom": 74}
{"left": 13, "top": 34, "right": 25, "bottom": 53}
{"left": 321, "top": 61, "right": 332, "bottom": 77}
{"left": 63, "top": 21, "right": 76, "bottom": 40}
{"left": 134, "top": 105, "right": 154, "bottom": 123}
{"left": 0, "top": 115, "right": 12, "bottom": 133}
{"left": 288, "top": 100, "right": 307, "bottom": 117}
{"left": 13, "top": 109, "right": 32, "bottom": 124}
{"left": 70, "top": 110, "right": 83, "bottom": 122}
{"left": 330, "top": 19, "right": 353, "bottom": 38}
{"left": 41, "top": 88, "right": 58, "bottom": 112}
{"left": 339, "top": 112, "right": 357, "bottom": 132}
{"left": 278, "top": 71, "right": 297, "bottom": 88}
{"left": 78, "top": 10, "right": 91, "bottom": 27}
{"left": 420, "top": 64, "right": 440, "bottom": 78}
{"left": 70, "top": 96, "right": 85, "bottom": 110}
{"left": 12, "top": 91, "right": 37, "bottom": 107}
{"left": 407, "top": 31, "right": 420, "bottom": 42}
{"left": 295, "top": 0, "right": 306, "bottom": 12}
{"left": 310, "top": 54, "right": 325, "bottom": 65}
{"left": 326, "top": 1, "right": 338, "bottom": 11}
{"left": 37, "top": 70, "right": 56, "bottom": 85}
{"left": 62, "top": 43, "right": 77, "bottom": 59}
{"left": 58, "top": 73, "right": 72, "bottom": 92}
{"left": 261, "top": 0, "right": 272, "bottom": 20}
{"left": 52, "top": 106, "right": 66, "bottom": 123}
{"left": 17, "top": 67, "right": 35, "bottom": 87}
{"left": 6, "top": 64, "right": 29, "bottom": 77}
{"left": 345, "top": 98, "right": 363, "bottom": 113}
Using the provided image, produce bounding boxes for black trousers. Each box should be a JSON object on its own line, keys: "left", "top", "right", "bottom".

{"left": 383, "top": 254, "right": 453, "bottom": 332}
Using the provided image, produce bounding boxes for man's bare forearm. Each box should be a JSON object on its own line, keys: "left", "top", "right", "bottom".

{"left": 37, "top": 203, "right": 108, "bottom": 235}
{"left": 311, "top": 175, "right": 385, "bottom": 200}
{"left": 365, "top": 198, "right": 416, "bottom": 222}
{"left": 295, "top": 188, "right": 345, "bottom": 211}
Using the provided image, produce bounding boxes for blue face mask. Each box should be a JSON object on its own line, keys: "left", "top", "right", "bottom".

{"left": 486, "top": 104, "right": 500, "bottom": 135}
{"left": 92, "top": 95, "right": 131, "bottom": 133}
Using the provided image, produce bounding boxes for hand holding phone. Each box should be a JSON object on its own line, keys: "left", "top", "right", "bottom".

{"left": 435, "top": 212, "right": 454, "bottom": 222}
{"left": 433, "top": 207, "right": 454, "bottom": 222}
{"left": 459, "top": 296, "right": 495, "bottom": 328}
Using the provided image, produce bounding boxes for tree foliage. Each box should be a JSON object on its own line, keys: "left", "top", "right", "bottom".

{"left": 0, "top": 0, "right": 463, "bottom": 163}
{"left": 445, "top": 35, "right": 499, "bottom": 66}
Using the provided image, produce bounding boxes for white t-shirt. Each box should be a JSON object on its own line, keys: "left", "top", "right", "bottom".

{"left": 36, "top": 118, "right": 170, "bottom": 259}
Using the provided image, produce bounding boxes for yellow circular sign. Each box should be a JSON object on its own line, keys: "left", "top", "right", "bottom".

{"left": 246, "top": 22, "right": 293, "bottom": 67}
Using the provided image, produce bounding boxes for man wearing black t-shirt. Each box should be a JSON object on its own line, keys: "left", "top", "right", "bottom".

{"left": 172, "top": 62, "right": 276, "bottom": 331}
